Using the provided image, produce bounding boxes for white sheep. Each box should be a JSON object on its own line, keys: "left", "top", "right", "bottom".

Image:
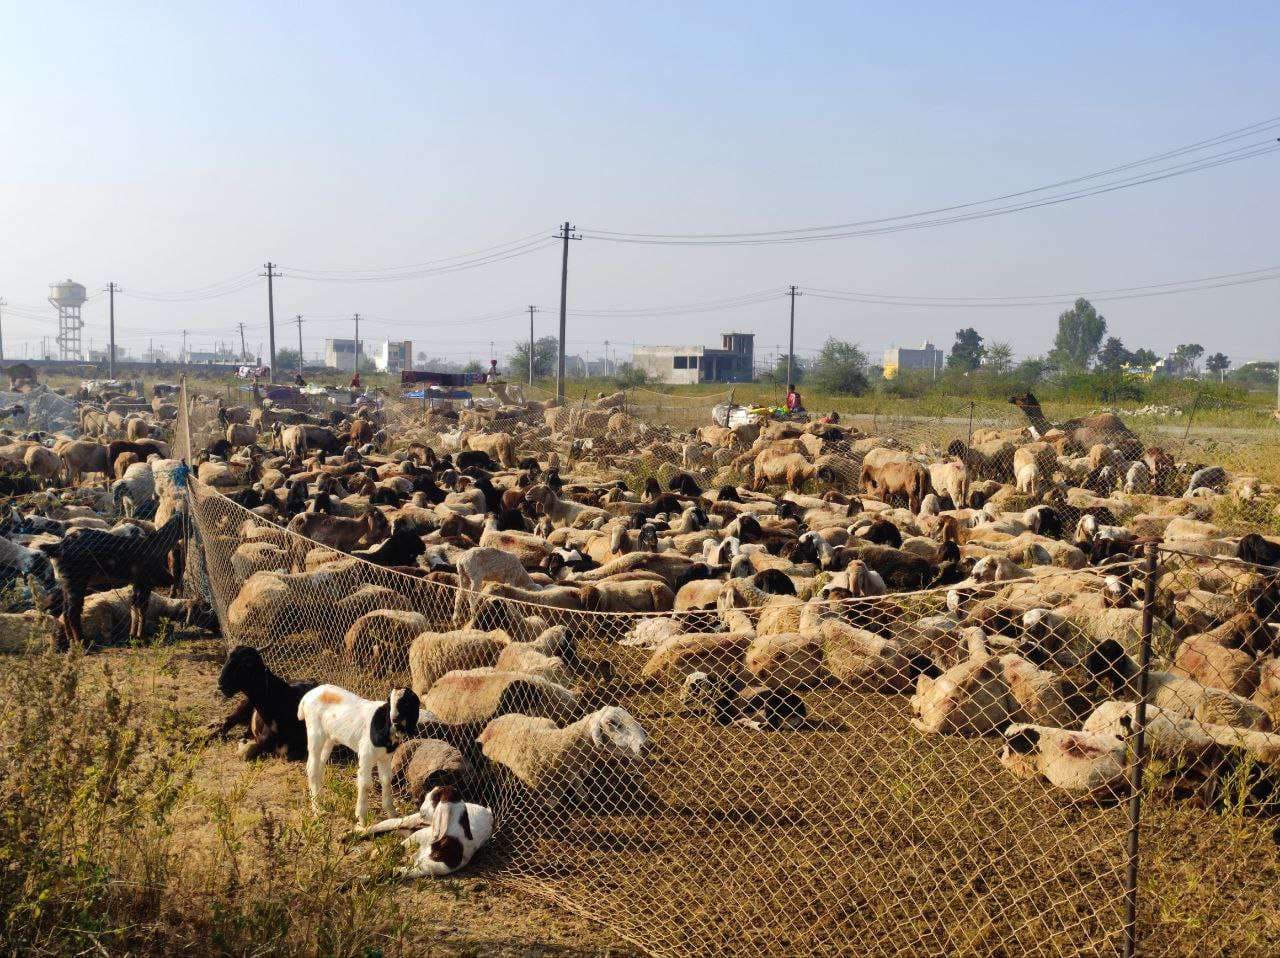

{"left": 1015, "top": 461, "right": 1041, "bottom": 497}
{"left": 298, "top": 685, "right": 422, "bottom": 824}
{"left": 999, "top": 724, "right": 1128, "bottom": 802}
{"left": 359, "top": 785, "right": 493, "bottom": 878}
{"left": 1123, "top": 460, "right": 1151, "bottom": 494}
{"left": 453, "top": 546, "right": 543, "bottom": 622}
{"left": 477, "top": 705, "right": 647, "bottom": 808}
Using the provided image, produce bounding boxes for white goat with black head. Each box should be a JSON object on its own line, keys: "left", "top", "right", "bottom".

{"left": 297, "top": 684, "right": 422, "bottom": 824}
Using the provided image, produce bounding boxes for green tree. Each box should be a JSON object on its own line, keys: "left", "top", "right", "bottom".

{"left": 612, "top": 362, "right": 651, "bottom": 388}
{"left": 1049, "top": 298, "right": 1107, "bottom": 370}
{"left": 274, "top": 347, "right": 301, "bottom": 372}
{"left": 1229, "top": 361, "right": 1277, "bottom": 390}
{"left": 1205, "top": 352, "right": 1231, "bottom": 382}
{"left": 508, "top": 336, "right": 559, "bottom": 379}
{"left": 807, "top": 338, "right": 869, "bottom": 395}
{"left": 762, "top": 354, "right": 806, "bottom": 385}
{"left": 983, "top": 341, "right": 1014, "bottom": 374}
{"left": 947, "top": 328, "right": 985, "bottom": 372}
{"left": 1129, "top": 347, "right": 1158, "bottom": 368}
{"left": 1013, "top": 357, "right": 1053, "bottom": 385}
{"left": 1168, "top": 343, "right": 1205, "bottom": 376}
{"left": 1095, "top": 337, "right": 1132, "bottom": 372}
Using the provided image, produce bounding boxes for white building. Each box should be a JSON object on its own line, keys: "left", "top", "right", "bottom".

{"left": 374, "top": 340, "right": 412, "bottom": 374}
{"left": 631, "top": 333, "right": 755, "bottom": 385}
{"left": 324, "top": 338, "right": 367, "bottom": 373}
{"left": 882, "top": 342, "right": 944, "bottom": 379}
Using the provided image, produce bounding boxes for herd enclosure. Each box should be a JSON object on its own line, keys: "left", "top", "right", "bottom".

{"left": 174, "top": 380, "right": 1280, "bottom": 957}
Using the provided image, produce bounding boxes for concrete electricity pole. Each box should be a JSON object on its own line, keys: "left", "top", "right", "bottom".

{"left": 555, "top": 221, "right": 581, "bottom": 402}
{"left": 106, "top": 282, "right": 118, "bottom": 378}
{"left": 238, "top": 323, "right": 247, "bottom": 362}
{"left": 786, "top": 285, "right": 802, "bottom": 390}
{"left": 353, "top": 313, "right": 361, "bottom": 375}
{"left": 261, "top": 262, "right": 279, "bottom": 378}
{"left": 294, "top": 315, "right": 304, "bottom": 377}
{"left": 0, "top": 298, "right": 6, "bottom": 361}
{"left": 527, "top": 304, "right": 539, "bottom": 386}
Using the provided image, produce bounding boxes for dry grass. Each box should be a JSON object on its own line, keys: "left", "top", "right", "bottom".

{"left": 0, "top": 640, "right": 627, "bottom": 957}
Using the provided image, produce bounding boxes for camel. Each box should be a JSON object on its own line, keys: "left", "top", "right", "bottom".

{"left": 1009, "top": 392, "right": 1141, "bottom": 457}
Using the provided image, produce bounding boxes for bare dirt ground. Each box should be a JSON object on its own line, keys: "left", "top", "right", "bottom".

{"left": 80, "top": 636, "right": 633, "bottom": 958}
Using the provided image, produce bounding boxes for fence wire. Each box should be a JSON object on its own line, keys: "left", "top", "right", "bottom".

{"left": 173, "top": 380, "right": 1280, "bottom": 957}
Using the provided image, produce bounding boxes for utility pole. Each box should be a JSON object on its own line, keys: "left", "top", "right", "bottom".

{"left": 238, "top": 323, "right": 247, "bottom": 362}
{"left": 0, "top": 298, "right": 6, "bottom": 361}
{"left": 294, "top": 315, "right": 304, "bottom": 377}
{"left": 106, "top": 282, "right": 117, "bottom": 378}
{"left": 786, "top": 285, "right": 802, "bottom": 391}
{"left": 527, "top": 305, "right": 539, "bottom": 386}
{"left": 181, "top": 329, "right": 188, "bottom": 364}
{"left": 261, "top": 262, "right": 279, "bottom": 379}
{"left": 353, "top": 313, "right": 361, "bottom": 376}
{"left": 555, "top": 221, "right": 581, "bottom": 402}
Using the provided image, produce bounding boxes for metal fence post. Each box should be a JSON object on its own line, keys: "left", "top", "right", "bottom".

{"left": 1124, "top": 541, "right": 1159, "bottom": 958}
{"left": 967, "top": 401, "right": 975, "bottom": 447}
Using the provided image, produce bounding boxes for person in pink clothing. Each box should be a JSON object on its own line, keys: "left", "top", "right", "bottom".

{"left": 785, "top": 384, "right": 804, "bottom": 413}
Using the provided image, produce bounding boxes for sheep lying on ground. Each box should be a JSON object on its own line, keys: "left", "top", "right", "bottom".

{"left": 298, "top": 684, "right": 421, "bottom": 824}
{"left": 477, "top": 705, "right": 647, "bottom": 808}
{"left": 408, "top": 629, "right": 511, "bottom": 694}
{"left": 423, "top": 667, "right": 579, "bottom": 725}
{"left": 389, "top": 738, "right": 473, "bottom": 806}
{"left": 999, "top": 723, "right": 1128, "bottom": 802}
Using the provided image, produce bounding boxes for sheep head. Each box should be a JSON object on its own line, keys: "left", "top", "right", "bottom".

{"left": 587, "top": 706, "right": 647, "bottom": 760}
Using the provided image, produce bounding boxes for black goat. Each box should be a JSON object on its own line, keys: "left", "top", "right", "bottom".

{"left": 215, "top": 645, "right": 316, "bottom": 761}
{"left": 716, "top": 485, "right": 742, "bottom": 503}
{"left": 751, "top": 568, "right": 796, "bottom": 596}
{"left": 353, "top": 522, "right": 425, "bottom": 567}
{"left": 455, "top": 450, "right": 497, "bottom": 471}
{"left": 668, "top": 472, "right": 703, "bottom": 497}
{"left": 860, "top": 517, "right": 903, "bottom": 549}
{"left": 38, "top": 512, "right": 185, "bottom": 648}
{"left": 1238, "top": 533, "right": 1280, "bottom": 568}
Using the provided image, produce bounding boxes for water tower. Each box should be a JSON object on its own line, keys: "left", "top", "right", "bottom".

{"left": 48, "top": 279, "right": 87, "bottom": 361}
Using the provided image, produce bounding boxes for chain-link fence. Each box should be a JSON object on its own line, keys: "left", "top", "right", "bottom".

{"left": 173, "top": 379, "right": 1280, "bottom": 956}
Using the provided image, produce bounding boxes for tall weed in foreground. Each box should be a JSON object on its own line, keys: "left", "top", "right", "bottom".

{"left": 0, "top": 651, "right": 409, "bottom": 956}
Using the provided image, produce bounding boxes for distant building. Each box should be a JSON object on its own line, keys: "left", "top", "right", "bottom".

{"left": 631, "top": 333, "right": 755, "bottom": 385}
{"left": 374, "top": 340, "right": 412, "bottom": 374}
{"left": 324, "top": 338, "right": 366, "bottom": 373}
{"left": 882, "top": 342, "right": 944, "bottom": 379}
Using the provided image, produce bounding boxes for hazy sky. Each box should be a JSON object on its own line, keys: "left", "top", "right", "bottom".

{"left": 3, "top": 2, "right": 1278, "bottom": 368}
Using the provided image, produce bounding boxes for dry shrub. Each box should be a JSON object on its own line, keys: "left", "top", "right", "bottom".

{"left": 0, "top": 650, "right": 409, "bottom": 957}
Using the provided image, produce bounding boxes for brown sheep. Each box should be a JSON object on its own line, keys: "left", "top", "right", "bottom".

{"left": 227, "top": 422, "right": 258, "bottom": 447}
{"left": 58, "top": 440, "right": 110, "bottom": 485}
{"left": 579, "top": 579, "right": 675, "bottom": 614}
{"left": 464, "top": 431, "right": 516, "bottom": 468}
{"left": 860, "top": 460, "right": 930, "bottom": 512}
{"left": 113, "top": 452, "right": 141, "bottom": 480}
{"left": 23, "top": 445, "right": 61, "bottom": 487}
{"left": 750, "top": 447, "right": 835, "bottom": 492}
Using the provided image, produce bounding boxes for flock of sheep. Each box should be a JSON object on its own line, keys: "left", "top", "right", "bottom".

{"left": 3, "top": 376, "right": 1280, "bottom": 887}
